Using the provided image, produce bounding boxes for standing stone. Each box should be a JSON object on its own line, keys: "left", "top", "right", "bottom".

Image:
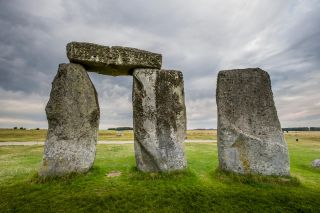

{"left": 67, "top": 42, "right": 162, "bottom": 76}
{"left": 133, "top": 69, "right": 187, "bottom": 172}
{"left": 39, "top": 63, "right": 100, "bottom": 177}
{"left": 216, "top": 68, "right": 290, "bottom": 176}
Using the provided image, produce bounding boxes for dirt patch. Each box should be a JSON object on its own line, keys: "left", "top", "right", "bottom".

{"left": 106, "top": 171, "right": 122, "bottom": 177}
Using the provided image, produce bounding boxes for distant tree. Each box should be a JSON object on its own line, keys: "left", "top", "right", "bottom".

{"left": 282, "top": 127, "right": 309, "bottom": 132}
{"left": 116, "top": 127, "right": 133, "bottom": 131}
{"left": 36, "top": 128, "right": 40, "bottom": 130}
{"left": 13, "top": 127, "right": 18, "bottom": 130}
{"left": 108, "top": 127, "right": 133, "bottom": 131}
{"left": 310, "top": 127, "right": 320, "bottom": 131}
{"left": 19, "top": 127, "right": 24, "bottom": 130}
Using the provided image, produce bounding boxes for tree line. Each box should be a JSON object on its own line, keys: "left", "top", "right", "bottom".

{"left": 282, "top": 127, "right": 320, "bottom": 131}
{"left": 107, "top": 127, "right": 133, "bottom": 131}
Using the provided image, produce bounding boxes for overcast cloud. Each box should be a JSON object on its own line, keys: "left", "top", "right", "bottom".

{"left": 0, "top": 0, "right": 319, "bottom": 129}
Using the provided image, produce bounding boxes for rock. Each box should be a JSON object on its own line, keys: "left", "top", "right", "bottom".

{"left": 216, "top": 68, "right": 290, "bottom": 176}
{"left": 39, "top": 63, "right": 100, "bottom": 177}
{"left": 312, "top": 159, "right": 320, "bottom": 168}
{"left": 132, "top": 69, "right": 187, "bottom": 172}
{"left": 66, "top": 42, "right": 162, "bottom": 76}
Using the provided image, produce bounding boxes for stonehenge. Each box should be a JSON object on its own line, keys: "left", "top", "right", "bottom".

{"left": 40, "top": 42, "right": 186, "bottom": 176}
{"left": 40, "top": 41, "right": 290, "bottom": 177}
{"left": 216, "top": 68, "right": 290, "bottom": 176}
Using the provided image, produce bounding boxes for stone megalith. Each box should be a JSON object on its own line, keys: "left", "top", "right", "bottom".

{"left": 39, "top": 63, "right": 100, "bottom": 177}
{"left": 216, "top": 68, "right": 290, "bottom": 176}
{"left": 132, "top": 69, "right": 187, "bottom": 172}
{"left": 67, "top": 42, "right": 162, "bottom": 76}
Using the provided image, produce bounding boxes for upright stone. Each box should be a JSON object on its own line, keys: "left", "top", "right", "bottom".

{"left": 67, "top": 42, "right": 162, "bottom": 76}
{"left": 216, "top": 68, "right": 290, "bottom": 176}
{"left": 133, "top": 69, "right": 187, "bottom": 172}
{"left": 39, "top": 63, "right": 100, "bottom": 177}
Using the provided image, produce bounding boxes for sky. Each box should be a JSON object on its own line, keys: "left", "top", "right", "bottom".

{"left": 0, "top": 0, "right": 319, "bottom": 129}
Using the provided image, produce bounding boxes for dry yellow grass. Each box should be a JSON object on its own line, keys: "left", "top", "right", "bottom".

{"left": 0, "top": 129, "right": 218, "bottom": 142}
{"left": 0, "top": 129, "right": 47, "bottom": 142}
{"left": 1, "top": 129, "right": 319, "bottom": 143}
{"left": 186, "top": 130, "right": 217, "bottom": 140}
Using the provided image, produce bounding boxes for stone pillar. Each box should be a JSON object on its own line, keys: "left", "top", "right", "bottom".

{"left": 216, "top": 68, "right": 290, "bottom": 176}
{"left": 39, "top": 63, "right": 100, "bottom": 177}
{"left": 133, "top": 69, "right": 187, "bottom": 172}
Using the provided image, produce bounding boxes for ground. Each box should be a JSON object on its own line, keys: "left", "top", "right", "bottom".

{"left": 0, "top": 131, "right": 319, "bottom": 212}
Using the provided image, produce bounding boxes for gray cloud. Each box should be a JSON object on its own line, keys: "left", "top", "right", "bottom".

{"left": 0, "top": 0, "right": 319, "bottom": 129}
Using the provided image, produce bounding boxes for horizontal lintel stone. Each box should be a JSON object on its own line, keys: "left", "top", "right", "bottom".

{"left": 66, "top": 42, "right": 162, "bottom": 76}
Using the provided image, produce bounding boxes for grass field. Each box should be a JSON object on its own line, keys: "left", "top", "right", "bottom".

{"left": 0, "top": 129, "right": 217, "bottom": 142}
{"left": 0, "top": 132, "right": 319, "bottom": 212}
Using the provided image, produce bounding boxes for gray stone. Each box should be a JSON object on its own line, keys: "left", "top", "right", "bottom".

{"left": 132, "top": 69, "right": 187, "bottom": 172}
{"left": 39, "top": 63, "right": 100, "bottom": 177}
{"left": 216, "top": 68, "right": 290, "bottom": 176}
{"left": 312, "top": 159, "right": 320, "bottom": 168}
{"left": 66, "top": 42, "right": 162, "bottom": 76}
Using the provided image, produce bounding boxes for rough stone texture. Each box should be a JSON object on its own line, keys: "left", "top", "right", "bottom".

{"left": 312, "top": 159, "right": 320, "bottom": 168}
{"left": 67, "top": 42, "right": 162, "bottom": 76}
{"left": 39, "top": 63, "right": 100, "bottom": 177}
{"left": 132, "top": 69, "right": 187, "bottom": 172}
{"left": 216, "top": 68, "right": 290, "bottom": 176}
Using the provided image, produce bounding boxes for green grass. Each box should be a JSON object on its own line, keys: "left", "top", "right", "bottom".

{"left": 0, "top": 134, "right": 319, "bottom": 212}
{"left": 0, "top": 129, "right": 217, "bottom": 142}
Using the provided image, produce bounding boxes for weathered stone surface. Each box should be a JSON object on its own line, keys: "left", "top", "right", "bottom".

{"left": 133, "top": 69, "right": 187, "bottom": 172}
{"left": 312, "top": 159, "right": 320, "bottom": 168}
{"left": 39, "top": 63, "right": 100, "bottom": 177}
{"left": 66, "top": 42, "right": 162, "bottom": 76}
{"left": 216, "top": 68, "right": 290, "bottom": 176}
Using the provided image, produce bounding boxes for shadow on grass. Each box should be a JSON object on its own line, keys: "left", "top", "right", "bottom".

{"left": 127, "top": 167, "right": 197, "bottom": 181}
{"left": 3, "top": 167, "right": 320, "bottom": 212}
{"left": 30, "top": 167, "right": 104, "bottom": 184}
{"left": 295, "top": 163, "right": 320, "bottom": 173}
{"left": 30, "top": 166, "right": 196, "bottom": 184}
{"left": 212, "top": 168, "right": 300, "bottom": 187}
